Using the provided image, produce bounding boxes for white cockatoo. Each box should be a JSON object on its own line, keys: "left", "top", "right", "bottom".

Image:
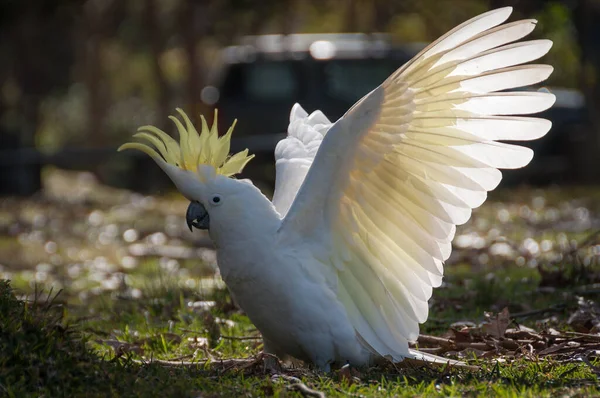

{"left": 120, "top": 7, "right": 555, "bottom": 371}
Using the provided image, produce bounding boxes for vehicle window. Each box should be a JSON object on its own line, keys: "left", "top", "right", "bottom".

{"left": 324, "top": 60, "right": 399, "bottom": 102}
{"left": 245, "top": 63, "right": 297, "bottom": 100}
{"left": 220, "top": 62, "right": 298, "bottom": 101}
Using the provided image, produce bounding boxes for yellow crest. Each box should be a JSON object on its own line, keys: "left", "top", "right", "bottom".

{"left": 118, "top": 108, "right": 254, "bottom": 177}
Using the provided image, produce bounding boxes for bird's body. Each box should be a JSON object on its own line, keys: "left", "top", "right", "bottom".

{"left": 210, "top": 185, "right": 370, "bottom": 368}
{"left": 219, "top": 234, "right": 369, "bottom": 367}
{"left": 120, "top": 7, "right": 556, "bottom": 371}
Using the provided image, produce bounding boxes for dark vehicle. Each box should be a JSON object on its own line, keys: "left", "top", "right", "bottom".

{"left": 202, "top": 34, "right": 424, "bottom": 187}
{"left": 506, "top": 87, "right": 588, "bottom": 185}
{"left": 0, "top": 35, "right": 587, "bottom": 195}
{"left": 203, "top": 34, "right": 588, "bottom": 188}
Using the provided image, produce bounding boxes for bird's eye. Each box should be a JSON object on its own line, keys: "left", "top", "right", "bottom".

{"left": 211, "top": 195, "right": 222, "bottom": 205}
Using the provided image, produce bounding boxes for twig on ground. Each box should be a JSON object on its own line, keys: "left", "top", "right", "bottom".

{"left": 561, "top": 331, "right": 600, "bottom": 343}
{"left": 222, "top": 352, "right": 278, "bottom": 373}
{"left": 179, "top": 329, "right": 261, "bottom": 341}
{"left": 220, "top": 335, "right": 262, "bottom": 341}
{"left": 135, "top": 352, "right": 282, "bottom": 374}
{"left": 167, "top": 354, "right": 194, "bottom": 362}
{"left": 511, "top": 304, "right": 566, "bottom": 319}
{"left": 417, "top": 334, "right": 454, "bottom": 348}
{"left": 135, "top": 357, "right": 253, "bottom": 368}
{"left": 582, "top": 351, "right": 600, "bottom": 378}
{"left": 272, "top": 374, "right": 325, "bottom": 398}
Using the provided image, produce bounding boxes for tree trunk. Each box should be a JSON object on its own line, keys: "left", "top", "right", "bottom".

{"left": 144, "top": 0, "right": 170, "bottom": 127}
{"left": 1, "top": 2, "right": 77, "bottom": 194}
{"left": 179, "top": 0, "right": 205, "bottom": 124}
{"left": 83, "top": 0, "right": 109, "bottom": 148}
{"left": 343, "top": 0, "right": 358, "bottom": 32}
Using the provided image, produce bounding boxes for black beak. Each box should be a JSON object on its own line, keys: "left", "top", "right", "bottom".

{"left": 186, "top": 201, "right": 209, "bottom": 232}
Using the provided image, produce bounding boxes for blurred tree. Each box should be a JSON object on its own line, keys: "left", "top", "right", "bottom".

{"left": 144, "top": 0, "right": 170, "bottom": 127}
{"left": 574, "top": 0, "right": 600, "bottom": 182}
{"left": 0, "top": 0, "right": 79, "bottom": 194}
{"left": 370, "top": 0, "right": 402, "bottom": 31}
{"left": 1, "top": 0, "right": 597, "bottom": 194}
{"left": 344, "top": 0, "right": 358, "bottom": 31}
{"left": 179, "top": 0, "right": 205, "bottom": 121}
{"left": 80, "top": 0, "right": 119, "bottom": 148}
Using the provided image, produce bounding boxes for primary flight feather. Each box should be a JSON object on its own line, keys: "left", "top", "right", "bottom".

{"left": 119, "top": 7, "right": 555, "bottom": 370}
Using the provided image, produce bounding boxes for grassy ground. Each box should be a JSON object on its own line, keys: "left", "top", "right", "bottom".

{"left": 1, "top": 169, "right": 600, "bottom": 397}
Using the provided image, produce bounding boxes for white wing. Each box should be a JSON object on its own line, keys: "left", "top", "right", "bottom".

{"left": 272, "top": 103, "right": 333, "bottom": 217}
{"left": 278, "top": 7, "right": 555, "bottom": 360}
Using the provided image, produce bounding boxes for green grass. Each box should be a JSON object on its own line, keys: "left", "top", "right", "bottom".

{"left": 1, "top": 171, "right": 600, "bottom": 396}
{"left": 1, "top": 267, "right": 599, "bottom": 397}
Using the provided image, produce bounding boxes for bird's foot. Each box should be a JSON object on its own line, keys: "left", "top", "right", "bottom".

{"left": 260, "top": 351, "right": 284, "bottom": 374}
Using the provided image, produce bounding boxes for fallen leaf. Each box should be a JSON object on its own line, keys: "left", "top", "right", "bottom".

{"left": 568, "top": 297, "right": 600, "bottom": 333}
{"left": 339, "top": 363, "right": 353, "bottom": 385}
{"left": 482, "top": 308, "right": 511, "bottom": 338}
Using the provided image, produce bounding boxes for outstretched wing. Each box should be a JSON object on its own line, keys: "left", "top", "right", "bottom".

{"left": 278, "top": 7, "right": 555, "bottom": 360}
{"left": 272, "top": 104, "right": 333, "bottom": 217}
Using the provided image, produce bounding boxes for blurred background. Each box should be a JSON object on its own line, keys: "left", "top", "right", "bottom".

{"left": 1, "top": 0, "right": 599, "bottom": 196}
{"left": 0, "top": 0, "right": 598, "bottom": 309}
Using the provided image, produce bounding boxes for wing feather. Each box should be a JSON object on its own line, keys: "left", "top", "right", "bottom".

{"left": 279, "top": 7, "right": 555, "bottom": 361}
{"left": 272, "top": 104, "right": 333, "bottom": 216}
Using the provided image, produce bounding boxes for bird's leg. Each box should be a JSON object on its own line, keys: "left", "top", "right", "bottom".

{"left": 315, "top": 360, "right": 331, "bottom": 373}
{"left": 262, "top": 338, "right": 284, "bottom": 374}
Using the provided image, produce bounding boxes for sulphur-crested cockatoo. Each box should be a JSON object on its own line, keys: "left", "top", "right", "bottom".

{"left": 120, "top": 7, "right": 554, "bottom": 371}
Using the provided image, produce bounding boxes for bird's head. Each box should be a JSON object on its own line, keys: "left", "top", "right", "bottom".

{"left": 118, "top": 109, "right": 255, "bottom": 233}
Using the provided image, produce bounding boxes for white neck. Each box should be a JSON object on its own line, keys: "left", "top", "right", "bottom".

{"left": 208, "top": 183, "right": 281, "bottom": 249}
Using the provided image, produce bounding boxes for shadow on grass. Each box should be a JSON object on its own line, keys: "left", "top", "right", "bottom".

{"left": 2, "top": 279, "right": 600, "bottom": 398}
{"left": 0, "top": 280, "right": 230, "bottom": 397}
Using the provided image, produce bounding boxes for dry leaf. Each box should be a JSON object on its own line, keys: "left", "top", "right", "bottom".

{"left": 568, "top": 297, "right": 600, "bottom": 333}
{"left": 339, "top": 363, "right": 353, "bottom": 385}
{"left": 482, "top": 308, "right": 511, "bottom": 338}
